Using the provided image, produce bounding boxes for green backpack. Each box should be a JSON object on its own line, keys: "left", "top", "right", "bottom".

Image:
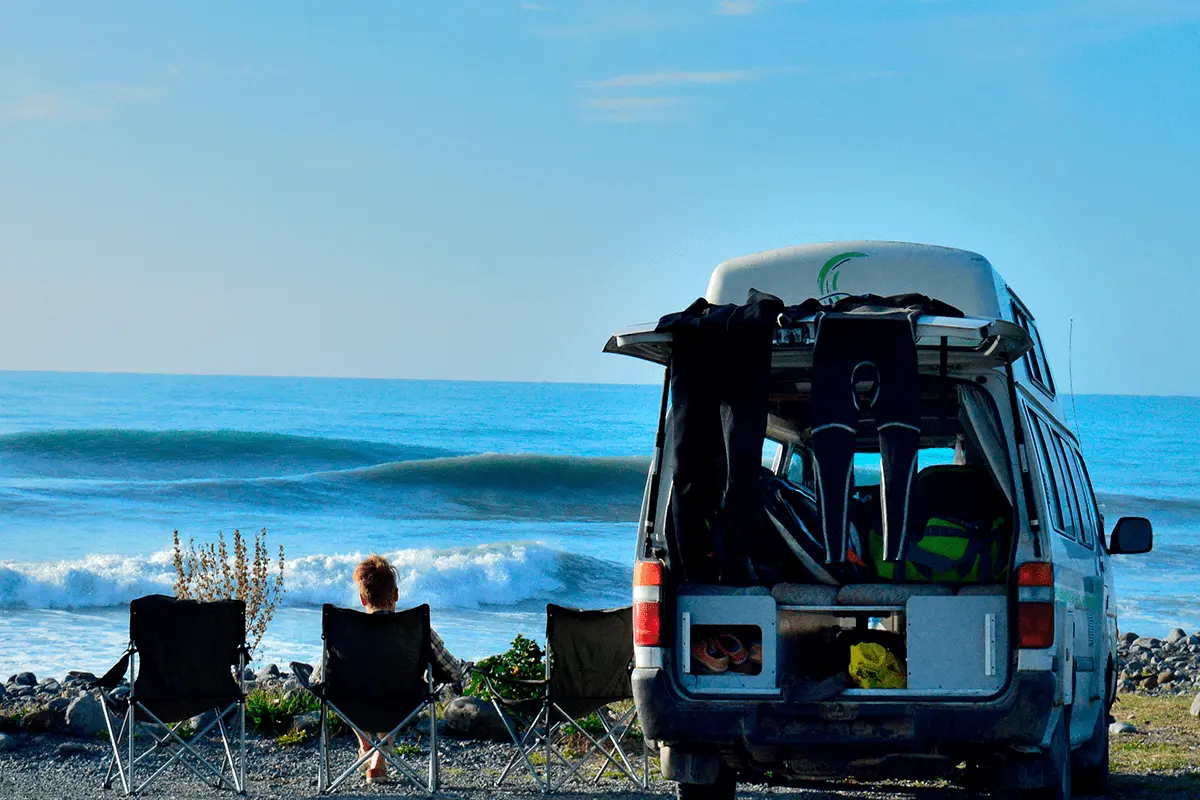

{"left": 859, "top": 465, "right": 1012, "bottom": 585}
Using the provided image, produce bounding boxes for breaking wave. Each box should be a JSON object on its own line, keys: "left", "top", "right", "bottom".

{"left": 0, "top": 543, "right": 629, "bottom": 610}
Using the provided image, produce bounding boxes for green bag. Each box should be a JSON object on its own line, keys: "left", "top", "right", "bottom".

{"left": 870, "top": 515, "right": 1008, "bottom": 584}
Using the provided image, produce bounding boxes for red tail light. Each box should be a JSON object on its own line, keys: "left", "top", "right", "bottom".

{"left": 1018, "top": 562, "right": 1053, "bottom": 586}
{"left": 633, "top": 560, "right": 663, "bottom": 647}
{"left": 1018, "top": 603, "right": 1055, "bottom": 649}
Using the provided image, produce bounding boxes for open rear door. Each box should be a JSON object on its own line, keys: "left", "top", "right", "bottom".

{"left": 604, "top": 314, "right": 1032, "bottom": 373}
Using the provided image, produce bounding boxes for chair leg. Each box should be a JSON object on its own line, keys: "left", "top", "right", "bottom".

{"left": 317, "top": 703, "right": 328, "bottom": 793}
{"left": 427, "top": 671, "right": 440, "bottom": 792}
{"left": 102, "top": 702, "right": 129, "bottom": 793}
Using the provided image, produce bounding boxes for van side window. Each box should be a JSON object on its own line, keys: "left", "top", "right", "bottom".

{"left": 1051, "top": 432, "right": 1090, "bottom": 548}
{"left": 1066, "top": 447, "right": 1102, "bottom": 549}
{"left": 1027, "top": 414, "right": 1067, "bottom": 536}
{"left": 1009, "top": 298, "right": 1057, "bottom": 396}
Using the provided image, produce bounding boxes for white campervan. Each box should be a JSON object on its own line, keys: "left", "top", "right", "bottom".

{"left": 606, "top": 242, "right": 1152, "bottom": 800}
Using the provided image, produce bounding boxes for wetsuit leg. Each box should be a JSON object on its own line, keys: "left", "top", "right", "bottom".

{"left": 870, "top": 319, "right": 922, "bottom": 562}
{"left": 717, "top": 294, "right": 784, "bottom": 583}
{"left": 809, "top": 317, "right": 862, "bottom": 563}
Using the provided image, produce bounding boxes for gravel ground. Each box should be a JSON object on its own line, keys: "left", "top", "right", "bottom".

{"left": 0, "top": 730, "right": 1156, "bottom": 800}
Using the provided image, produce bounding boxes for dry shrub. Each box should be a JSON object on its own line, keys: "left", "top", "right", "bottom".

{"left": 172, "top": 528, "right": 286, "bottom": 656}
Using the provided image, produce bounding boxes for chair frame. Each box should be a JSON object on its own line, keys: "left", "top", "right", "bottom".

{"left": 302, "top": 645, "right": 443, "bottom": 795}
{"left": 483, "top": 637, "right": 649, "bottom": 794}
{"left": 98, "top": 645, "right": 248, "bottom": 796}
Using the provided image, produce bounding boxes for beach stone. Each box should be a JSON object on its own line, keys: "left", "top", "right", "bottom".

{"left": 10, "top": 672, "right": 36, "bottom": 687}
{"left": 1190, "top": 693, "right": 1200, "bottom": 717}
{"left": 64, "top": 671, "right": 97, "bottom": 686}
{"left": 66, "top": 694, "right": 106, "bottom": 738}
{"left": 56, "top": 741, "right": 92, "bottom": 758}
{"left": 0, "top": 683, "right": 7, "bottom": 700}
{"left": 442, "top": 696, "right": 510, "bottom": 741}
{"left": 263, "top": 663, "right": 280, "bottom": 679}
{"left": 1120, "top": 631, "right": 1139, "bottom": 645}
{"left": 188, "top": 709, "right": 218, "bottom": 733}
{"left": 242, "top": 667, "right": 256, "bottom": 682}
{"left": 22, "top": 707, "right": 65, "bottom": 733}
{"left": 282, "top": 678, "right": 300, "bottom": 695}
{"left": 0, "top": 732, "right": 18, "bottom": 752}
{"left": 292, "top": 711, "right": 322, "bottom": 735}
{"left": 1133, "top": 637, "right": 1161, "bottom": 649}
{"left": 1158, "top": 670, "right": 1175, "bottom": 685}
{"left": 46, "top": 697, "right": 70, "bottom": 713}
{"left": 1141, "top": 674, "right": 1159, "bottom": 690}
{"left": 1110, "top": 721, "right": 1137, "bottom": 735}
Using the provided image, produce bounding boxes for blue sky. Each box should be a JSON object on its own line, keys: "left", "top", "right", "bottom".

{"left": 1, "top": 1, "right": 1198, "bottom": 392}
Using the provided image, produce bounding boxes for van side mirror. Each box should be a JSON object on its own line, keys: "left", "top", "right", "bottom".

{"left": 1109, "top": 517, "right": 1153, "bottom": 554}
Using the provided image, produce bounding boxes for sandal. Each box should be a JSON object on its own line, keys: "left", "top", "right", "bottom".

{"left": 714, "top": 633, "right": 748, "bottom": 665}
{"left": 691, "top": 637, "right": 730, "bottom": 673}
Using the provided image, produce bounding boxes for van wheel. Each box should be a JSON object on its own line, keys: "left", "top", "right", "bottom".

{"left": 1072, "top": 706, "right": 1109, "bottom": 794}
{"left": 1018, "top": 708, "right": 1071, "bottom": 800}
{"left": 676, "top": 769, "right": 736, "bottom": 800}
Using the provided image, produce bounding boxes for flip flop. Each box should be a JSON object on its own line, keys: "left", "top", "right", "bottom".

{"left": 691, "top": 637, "right": 730, "bottom": 673}
{"left": 714, "top": 633, "right": 749, "bottom": 665}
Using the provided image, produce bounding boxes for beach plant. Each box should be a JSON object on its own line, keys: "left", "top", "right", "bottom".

{"left": 244, "top": 687, "right": 320, "bottom": 735}
{"left": 465, "top": 633, "right": 545, "bottom": 702}
{"left": 276, "top": 728, "right": 310, "bottom": 747}
{"left": 172, "top": 528, "right": 286, "bottom": 656}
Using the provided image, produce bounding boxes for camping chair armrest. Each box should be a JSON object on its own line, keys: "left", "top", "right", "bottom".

{"left": 92, "top": 652, "right": 131, "bottom": 690}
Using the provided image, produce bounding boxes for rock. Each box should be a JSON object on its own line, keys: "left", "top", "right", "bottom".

{"left": 1133, "top": 637, "right": 1161, "bottom": 649}
{"left": 66, "top": 694, "right": 107, "bottom": 738}
{"left": 442, "top": 696, "right": 511, "bottom": 741}
{"left": 190, "top": 709, "right": 221, "bottom": 734}
{"left": 1120, "top": 631, "right": 1139, "bottom": 645}
{"left": 282, "top": 678, "right": 300, "bottom": 695}
{"left": 11, "top": 672, "right": 36, "bottom": 687}
{"left": 0, "top": 732, "right": 18, "bottom": 752}
{"left": 0, "top": 683, "right": 7, "bottom": 700}
{"left": 46, "top": 697, "right": 71, "bottom": 713}
{"left": 1190, "top": 693, "right": 1200, "bottom": 717}
{"left": 14, "top": 686, "right": 36, "bottom": 699}
{"left": 1110, "top": 721, "right": 1137, "bottom": 735}
{"left": 1141, "top": 674, "right": 1159, "bottom": 690}
{"left": 64, "top": 671, "right": 97, "bottom": 685}
{"left": 56, "top": 741, "right": 92, "bottom": 757}
{"left": 292, "top": 711, "right": 322, "bottom": 735}
{"left": 263, "top": 663, "right": 280, "bottom": 679}
{"left": 22, "top": 708, "right": 65, "bottom": 733}
{"left": 242, "top": 667, "right": 256, "bottom": 682}
{"left": 1157, "top": 670, "right": 1175, "bottom": 685}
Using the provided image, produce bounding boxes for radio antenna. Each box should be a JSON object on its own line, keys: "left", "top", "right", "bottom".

{"left": 1069, "top": 317, "right": 1082, "bottom": 449}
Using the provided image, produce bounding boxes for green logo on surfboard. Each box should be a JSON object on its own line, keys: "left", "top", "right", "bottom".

{"left": 818, "top": 251, "right": 868, "bottom": 296}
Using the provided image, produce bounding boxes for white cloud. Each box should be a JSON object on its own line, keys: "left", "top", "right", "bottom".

{"left": 583, "top": 69, "right": 755, "bottom": 89}
{"left": 581, "top": 96, "right": 683, "bottom": 123}
{"left": 715, "top": 0, "right": 759, "bottom": 15}
{"left": 1, "top": 76, "right": 164, "bottom": 122}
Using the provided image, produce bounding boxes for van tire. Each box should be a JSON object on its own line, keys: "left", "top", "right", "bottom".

{"left": 1072, "top": 706, "right": 1109, "bottom": 794}
{"left": 676, "top": 769, "right": 736, "bottom": 800}
{"left": 1017, "top": 708, "right": 1071, "bottom": 800}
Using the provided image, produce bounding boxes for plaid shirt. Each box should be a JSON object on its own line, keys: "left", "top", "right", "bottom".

{"left": 312, "top": 610, "right": 467, "bottom": 685}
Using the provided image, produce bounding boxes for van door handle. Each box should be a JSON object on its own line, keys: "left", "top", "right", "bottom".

{"left": 1076, "top": 657, "right": 1096, "bottom": 672}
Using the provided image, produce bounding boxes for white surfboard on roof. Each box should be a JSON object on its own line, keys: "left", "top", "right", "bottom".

{"left": 705, "top": 240, "right": 1007, "bottom": 319}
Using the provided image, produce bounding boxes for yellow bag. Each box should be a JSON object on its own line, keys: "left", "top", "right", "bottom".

{"left": 848, "top": 642, "right": 906, "bottom": 689}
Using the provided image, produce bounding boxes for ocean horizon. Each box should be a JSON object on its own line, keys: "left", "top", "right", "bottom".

{"left": 0, "top": 371, "right": 1196, "bottom": 678}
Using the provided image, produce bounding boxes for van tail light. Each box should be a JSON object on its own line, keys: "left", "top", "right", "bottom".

{"left": 1017, "top": 562, "right": 1054, "bottom": 648}
{"left": 633, "top": 561, "right": 663, "bottom": 647}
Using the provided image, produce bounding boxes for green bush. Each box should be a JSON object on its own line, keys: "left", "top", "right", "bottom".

{"left": 465, "top": 633, "right": 545, "bottom": 701}
{"left": 276, "top": 728, "right": 310, "bottom": 746}
{"left": 246, "top": 688, "right": 320, "bottom": 735}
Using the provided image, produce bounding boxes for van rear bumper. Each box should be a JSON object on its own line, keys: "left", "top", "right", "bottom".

{"left": 633, "top": 667, "right": 1057, "bottom": 752}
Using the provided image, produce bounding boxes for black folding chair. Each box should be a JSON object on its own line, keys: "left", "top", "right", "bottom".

{"left": 293, "top": 603, "right": 445, "bottom": 794}
{"left": 480, "top": 604, "right": 648, "bottom": 793}
{"left": 92, "top": 595, "right": 248, "bottom": 796}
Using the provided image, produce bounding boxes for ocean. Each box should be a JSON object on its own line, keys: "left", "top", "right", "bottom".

{"left": 0, "top": 372, "right": 1195, "bottom": 677}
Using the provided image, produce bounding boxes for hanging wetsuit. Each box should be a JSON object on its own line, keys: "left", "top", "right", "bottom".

{"left": 657, "top": 291, "right": 784, "bottom": 584}
{"left": 808, "top": 310, "right": 922, "bottom": 564}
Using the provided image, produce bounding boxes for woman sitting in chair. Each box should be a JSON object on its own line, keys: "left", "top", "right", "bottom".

{"left": 328, "top": 554, "right": 470, "bottom": 784}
